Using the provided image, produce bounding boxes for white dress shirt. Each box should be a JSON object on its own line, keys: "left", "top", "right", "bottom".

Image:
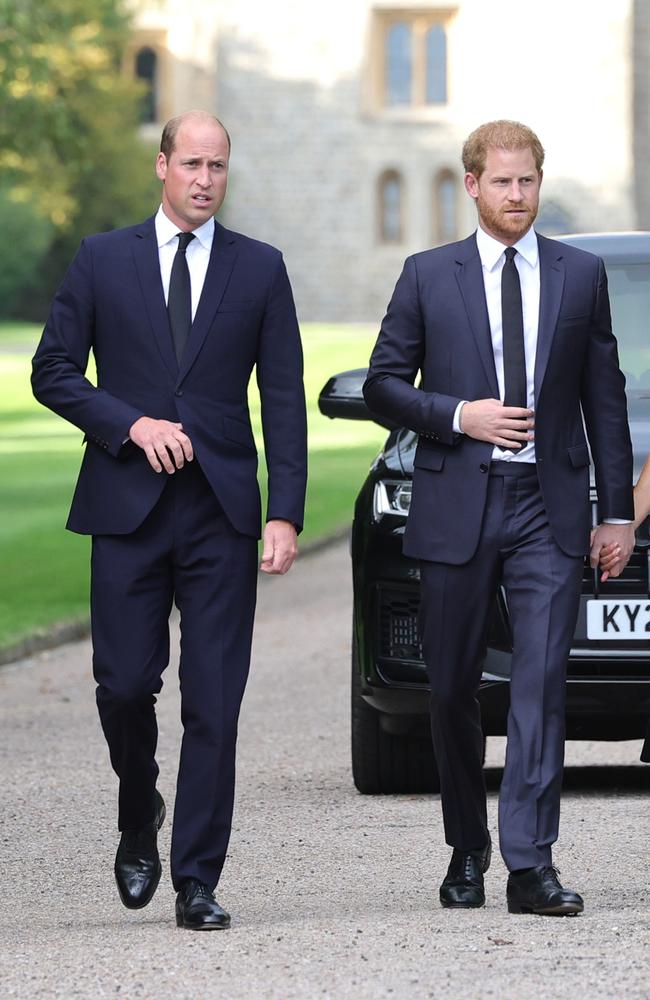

{"left": 454, "top": 224, "right": 539, "bottom": 463}
{"left": 155, "top": 206, "right": 214, "bottom": 319}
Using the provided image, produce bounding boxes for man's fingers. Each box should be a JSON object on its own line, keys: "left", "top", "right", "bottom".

{"left": 600, "top": 546, "right": 621, "bottom": 570}
{"left": 260, "top": 538, "right": 274, "bottom": 570}
{"left": 130, "top": 418, "right": 194, "bottom": 472}
{"left": 260, "top": 521, "right": 298, "bottom": 575}
{"left": 589, "top": 540, "right": 603, "bottom": 568}
{"left": 177, "top": 433, "right": 194, "bottom": 463}
{"left": 144, "top": 444, "right": 163, "bottom": 473}
{"left": 155, "top": 443, "right": 177, "bottom": 474}
{"left": 501, "top": 406, "right": 534, "bottom": 421}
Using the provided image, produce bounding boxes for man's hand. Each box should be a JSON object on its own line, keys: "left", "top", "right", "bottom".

{"left": 590, "top": 523, "right": 635, "bottom": 581}
{"left": 260, "top": 519, "right": 298, "bottom": 575}
{"left": 460, "top": 399, "right": 534, "bottom": 449}
{"left": 129, "top": 416, "right": 194, "bottom": 474}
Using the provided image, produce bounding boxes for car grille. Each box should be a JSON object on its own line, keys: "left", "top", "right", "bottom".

{"left": 378, "top": 589, "right": 422, "bottom": 662}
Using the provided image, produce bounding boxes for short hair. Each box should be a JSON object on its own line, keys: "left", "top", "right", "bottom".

{"left": 462, "top": 120, "right": 544, "bottom": 177}
{"left": 159, "top": 111, "right": 231, "bottom": 159}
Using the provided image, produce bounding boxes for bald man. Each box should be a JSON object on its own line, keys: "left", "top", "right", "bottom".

{"left": 32, "top": 111, "right": 307, "bottom": 929}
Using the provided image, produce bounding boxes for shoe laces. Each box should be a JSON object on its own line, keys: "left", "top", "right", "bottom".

{"left": 184, "top": 879, "right": 214, "bottom": 900}
{"left": 540, "top": 865, "right": 562, "bottom": 887}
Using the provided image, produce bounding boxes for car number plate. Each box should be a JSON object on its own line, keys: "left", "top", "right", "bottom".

{"left": 586, "top": 599, "right": 650, "bottom": 639}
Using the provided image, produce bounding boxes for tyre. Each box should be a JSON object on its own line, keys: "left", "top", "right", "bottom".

{"left": 351, "top": 644, "right": 441, "bottom": 794}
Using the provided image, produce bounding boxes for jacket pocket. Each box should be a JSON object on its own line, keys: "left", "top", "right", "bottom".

{"left": 217, "top": 299, "right": 255, "bottom": 313}
{"left": 413, "top": 448, "right": 445, "bottom": 472}
{"left": 223, "top": 415, "right": 257, "bottom": 451}
{"left": 567, "top": 443, "right": 590, "bottom": 468}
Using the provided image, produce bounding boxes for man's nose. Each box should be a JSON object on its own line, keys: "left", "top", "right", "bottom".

{"left": 196, "top": 166, "right": 212, "bottom": 187}
{"left": 508, "top": 182, "right": 524, "bottom": 201}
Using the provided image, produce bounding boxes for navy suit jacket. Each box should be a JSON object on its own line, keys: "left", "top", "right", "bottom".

{"left": 32, "top": 216, "right": 307, "bottom": 538}
{"left": 364, "top": 232, "right": 634, "bottom": 563}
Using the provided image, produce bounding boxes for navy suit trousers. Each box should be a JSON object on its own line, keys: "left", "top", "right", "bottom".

{"left": 419, "top": 463, "right": 583, "bottom": 871}
{"left": 91, "top": 460, "right": 258, "bottom": 891}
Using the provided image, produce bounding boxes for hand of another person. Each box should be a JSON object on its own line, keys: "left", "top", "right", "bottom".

{"left": 129, "top": 416, "right": 194, "bottom": 474}
{"left": 595, "top": 540, "right": 620, "bottom": 583}
{"left": 260, "top": 519, "right": 298, "bottom": 575}
{"left": 590, "top": 523, "right": 635, "bottom": 581}
{"left": 459, "top": 399, "right": 534, "bottom": 449}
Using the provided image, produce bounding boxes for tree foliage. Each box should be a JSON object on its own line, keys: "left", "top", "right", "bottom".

{"left": 0, "top": 0, "right": 160, "bottom": 317}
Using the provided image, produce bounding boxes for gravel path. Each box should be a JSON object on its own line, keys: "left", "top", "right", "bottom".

{"left": 1, "top": 540, "right": 648, "bottom": 999}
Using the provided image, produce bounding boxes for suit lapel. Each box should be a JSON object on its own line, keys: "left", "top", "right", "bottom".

{"left": 534, "top": 235, "right": 565, "bottom": 399}
{"left": 178, "top": 220, "right": 238, "bottom": 381}
{"left": 454, "top": 235, "right": 499, "bottom": 397}
{"left": 131, "top": 217, "right": 178, "bottom": 378}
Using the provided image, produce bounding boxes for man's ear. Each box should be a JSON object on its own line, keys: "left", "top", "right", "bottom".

{"left": 464, "top": 171, "right": 479, "bottom": 199}
{"left": 155, "top": 152, "right": 167, "bottom": 183}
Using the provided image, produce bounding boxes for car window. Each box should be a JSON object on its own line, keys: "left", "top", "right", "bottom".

{"left": 606, "top": 262, "right": 650, "bottom": 389}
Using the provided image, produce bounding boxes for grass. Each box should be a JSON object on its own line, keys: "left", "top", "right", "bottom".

{"left": 0, "top": 321, "right": 384, "bottom": 652}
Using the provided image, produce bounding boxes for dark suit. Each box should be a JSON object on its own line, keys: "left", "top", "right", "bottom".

{"left": 32, "top": 215, "right": 307, "bottom": 890}
{"left": 364, "top": 232, "right": 633, "bottom": 869}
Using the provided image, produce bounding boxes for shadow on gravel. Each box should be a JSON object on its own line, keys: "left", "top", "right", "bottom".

{"left": 484, "top": 765, "right": 649, "bottom": 794}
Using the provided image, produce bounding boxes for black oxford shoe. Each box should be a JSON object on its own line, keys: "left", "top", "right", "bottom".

{"left": 440, "top": 840, "right": 492, "bottom": 909}
{"left": 175, "top": 879, "right": 231, "bottom": 930}
{"left": 507, "top": 866, "right": 584, "bottom": 916}
{"left": 114, "top": 790, "right": 166, "bottom": 909}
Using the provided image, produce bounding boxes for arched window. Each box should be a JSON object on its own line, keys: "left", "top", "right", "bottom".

{"left": 434, "top": 170, "right": 458, "bottom": 243}
{"left": 385, "top": 23, "right": 412, "bottom": 105}
{"left": 135, "top": 47, "right": 158, "bottom": 124}
{"left": 378, "top": 170, "right": 404, "bottom": 243}
{"left": 425, "top": 25, "right": 447, "bottom": 104}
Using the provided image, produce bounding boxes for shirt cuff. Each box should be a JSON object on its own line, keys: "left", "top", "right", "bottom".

{"left": 452, "top": 401, "right": 467, "bottom": 435}
{"left": 602, "top": 518, "right": 633, "bottom": 524}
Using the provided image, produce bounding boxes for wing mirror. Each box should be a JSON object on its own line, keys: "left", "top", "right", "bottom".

{"left": 318, "top": 368, "right": 398, "bottom": 430}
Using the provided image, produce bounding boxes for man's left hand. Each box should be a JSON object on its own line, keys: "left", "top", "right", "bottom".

{"left": 260, "top": 519, "right": 298, "bottom": 575}
{"left": 590, "top": 522, "right": 635, "bottom": 581}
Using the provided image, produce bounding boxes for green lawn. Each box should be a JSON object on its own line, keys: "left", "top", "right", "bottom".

{"left": 0, "top": 322, "right": 384, "bottom": 652}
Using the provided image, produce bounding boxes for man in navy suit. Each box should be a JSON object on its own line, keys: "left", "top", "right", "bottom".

{"left": 32, "top": 110, "right": 307, "bottom": 929}
{"left": 364, "top": 120, "right": 634, "bottom": 916}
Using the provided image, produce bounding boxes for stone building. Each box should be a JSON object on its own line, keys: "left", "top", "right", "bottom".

{"left": 128, "top": 0, "right": 650, "bottom": 321}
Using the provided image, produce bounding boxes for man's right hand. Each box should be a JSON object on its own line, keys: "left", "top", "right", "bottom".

{"left": 129, "top": 416, "right": 194, "bottom": 474}
{"left": 459, "top": 399, "right": 534, "bottom": 449}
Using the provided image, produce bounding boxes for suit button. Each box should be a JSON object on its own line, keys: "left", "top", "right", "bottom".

{"left": 479, "top": 462, "right": 489, "bottom": 473}
{"left": 175, "top": 389, "right": 183, "bottom": 397}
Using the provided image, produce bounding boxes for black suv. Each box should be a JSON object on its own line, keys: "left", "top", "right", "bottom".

{"left": 319, "top": 233, "right": 650, "bottom": 795}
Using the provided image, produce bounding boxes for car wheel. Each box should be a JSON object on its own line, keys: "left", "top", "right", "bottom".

{"left": 351, "top": 641, "right": 441, "bottom": 794}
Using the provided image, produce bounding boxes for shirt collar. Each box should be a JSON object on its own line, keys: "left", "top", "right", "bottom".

{"left": 476, "top": 224, "right": 539, "bottom": 272}
{"left": 155, "top": 205, "right": 215, "bottom": 251}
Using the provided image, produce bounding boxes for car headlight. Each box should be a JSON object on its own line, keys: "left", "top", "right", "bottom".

{"left": 373, "top": 480, "right": 412, "bottom": 520}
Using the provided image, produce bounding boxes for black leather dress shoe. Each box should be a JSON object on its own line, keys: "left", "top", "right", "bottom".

{"left": 175, "top": 879, "right": 231, "bottom": 930}
{"left": 114, "top": 790, "right": 166, "bottom": 910}
{"left": 440, "top": 840, "right": 492, "bottom": 908}
{"left": 507, "top": 866, "right": 584, "bottom": 916}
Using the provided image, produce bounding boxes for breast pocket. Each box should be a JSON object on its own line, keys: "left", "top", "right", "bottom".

{"left": 217, "top": 299, "right": 255, "bottom": 313}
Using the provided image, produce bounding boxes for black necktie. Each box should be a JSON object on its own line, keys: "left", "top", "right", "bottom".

{"left": 168, "top": 232, "right": 195, "bottom": 362}
{"left": 501, "top": 246, "right": 527, "bottom": 408}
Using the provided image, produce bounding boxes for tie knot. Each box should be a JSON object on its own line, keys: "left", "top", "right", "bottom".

{"left": 504, "top": 246, "right": 517, "bottom": 262}
{"left": 176, "top": 232, "right": 195, "bottom": 252}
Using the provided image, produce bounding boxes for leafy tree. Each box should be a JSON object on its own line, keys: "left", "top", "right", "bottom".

{"left": 0, "top": 0, "right": 160, "bottom": 317}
